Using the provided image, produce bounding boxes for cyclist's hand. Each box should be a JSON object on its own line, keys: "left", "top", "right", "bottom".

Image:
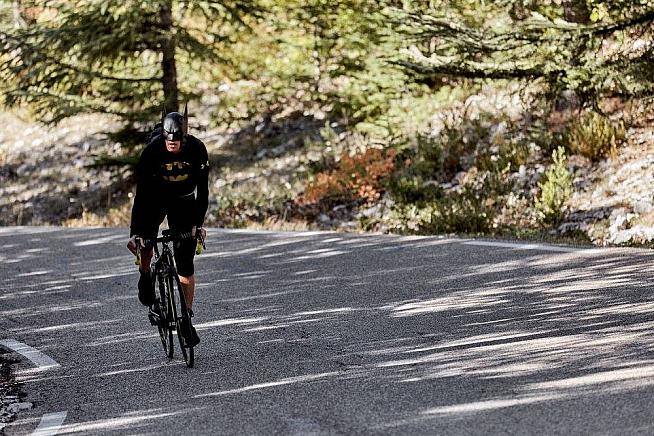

{"left": 192, "top": 227, "right": 207, "bottom": 241}
{"left": 193, "top": 227, "right": 207, "bottom": 254}
{"left": 127, "top": 235, "right": 142, "bottom": 256}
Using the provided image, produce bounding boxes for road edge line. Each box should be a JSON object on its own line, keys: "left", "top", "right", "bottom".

{"left": 0, "top": 340, "right": 67, "bottom": 435}
{"left": 462, "top": 240, "right": 603, "bottom": 254}
{"left": 0, "top": 340, "right": 60, "bottom": 370}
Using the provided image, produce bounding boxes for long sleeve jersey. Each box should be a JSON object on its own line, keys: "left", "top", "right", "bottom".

{"left": 130, "top": 134, "right": 210, "bottom": 237}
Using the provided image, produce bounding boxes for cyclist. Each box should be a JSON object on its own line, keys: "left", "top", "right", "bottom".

{"left": 127, "top": 106, "right": 209, "bottom": 348}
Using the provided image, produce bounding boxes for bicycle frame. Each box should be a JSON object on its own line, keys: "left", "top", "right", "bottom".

{"left": 145, "top": 230, "right": 196, "bottom": 367}
{"left": 152, "top": 242, "right": 177, "bottom": 328}
{"left": 153, "top": 240, "right": 175, "bottom": 278}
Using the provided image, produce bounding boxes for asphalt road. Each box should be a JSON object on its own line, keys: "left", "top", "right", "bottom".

{"left": 2, "top": 227, "right": 654, "bottom": 435}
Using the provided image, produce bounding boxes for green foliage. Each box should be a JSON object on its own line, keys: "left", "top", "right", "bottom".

{"left": 380, "top": 106, "right": 549, "bottom": 235}
{"left": 390, "top": 111, "right": 531, "bottom": 204}
{"left": 0, "top": 0, "right": 261, "bottom": 125}
{"left": 210, "top": 0, "right": 421, "bottom": 138}
{"left": 586, "top": 0, "right": 654, "bottom": 21}
{"left": 536, "top": 147, "right": 573, "bottom": 224}
{"left": 565, "top": 111, "right": 626, "bottom": 161}
{"left": 388, "top": 174, "right": 443, "bottom": 205}
{"left": 369, "top": 180, "right": 496, "bottom": 235}
{"left": 390, "top": 2, "right": 654, "bottom": 103}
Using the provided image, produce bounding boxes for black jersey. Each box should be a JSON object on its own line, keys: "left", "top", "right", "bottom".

{"left": 130, "top": 134, "right": 210, "bottom": 237}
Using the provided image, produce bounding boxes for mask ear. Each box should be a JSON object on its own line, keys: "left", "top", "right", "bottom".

{"left": 161, "top": 105, "right": 167, "bottom": 124}
{"left": 183, "top": 102, "right": 188, "bottom": 135}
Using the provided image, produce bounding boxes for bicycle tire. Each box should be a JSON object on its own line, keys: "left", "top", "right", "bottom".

{"left": 156, "top": 266, "right": 174, "bottom": 359}
{"left": 171, "top": 273, "right": 194, "bottom": 368}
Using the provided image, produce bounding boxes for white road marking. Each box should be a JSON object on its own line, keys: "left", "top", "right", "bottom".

{"left": 0, "top": 339, "right": 60, "bottom": 370}
{"left": 0, "top": 340, "right": 67, "bottom": 434}
{"left": 214, "top": 228, "right": 333, "bottom": 237}
{"left": 32, "top": 412, "right": 68, "bottom": 436}
{"left": 462, "top": 240, "right": 603, "bottom": 253}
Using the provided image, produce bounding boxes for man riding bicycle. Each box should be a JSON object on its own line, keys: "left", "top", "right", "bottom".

{"left": 127, "top": 106, "right": 209, "bottom": 348}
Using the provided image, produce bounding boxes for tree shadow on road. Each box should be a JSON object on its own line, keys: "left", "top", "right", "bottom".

{"left": 3, "top": 228, "right": 654, "bottom": 433}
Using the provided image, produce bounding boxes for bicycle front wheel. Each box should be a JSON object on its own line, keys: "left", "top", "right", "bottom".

{"left": 170, "top": 273, "right": 194, "bottom": 368}
{"left": 157, "top": 270, "right": 174, "bottom": 359}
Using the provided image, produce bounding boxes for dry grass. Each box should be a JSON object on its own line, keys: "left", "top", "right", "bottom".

{"left": 243, "top": 217, "right": 313, "bottom": 232}
{"left": 63, "top": 202, "right": 131, "bottom": 228}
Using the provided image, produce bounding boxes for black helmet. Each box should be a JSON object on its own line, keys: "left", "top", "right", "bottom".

{"left": 161, "top": 103, "right": 188, "bottom": 141}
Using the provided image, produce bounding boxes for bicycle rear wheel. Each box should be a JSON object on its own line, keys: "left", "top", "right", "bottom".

{"left": 170, "top": 273, "right": 194, "bottom": 368}
{"left": 157, "top": 269, "right": 174, "bottom": 359}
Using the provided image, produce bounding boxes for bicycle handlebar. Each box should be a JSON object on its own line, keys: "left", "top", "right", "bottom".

{"left": 133, "top": 229, "right": 206, "bottom": 266}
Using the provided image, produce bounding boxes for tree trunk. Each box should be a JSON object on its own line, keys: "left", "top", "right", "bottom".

{"left": 312, "top": 21, "right": 322, "bottom": 98}
{"left": 563, "top": 0, "right": 591, "bottom": 24}
{"left": 159, "top": 0, "right": 178, "bottom": 112}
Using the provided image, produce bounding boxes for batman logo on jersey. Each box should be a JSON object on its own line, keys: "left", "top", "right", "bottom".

{"left": 160, "top": 161, "right": 192, "bottom": 182}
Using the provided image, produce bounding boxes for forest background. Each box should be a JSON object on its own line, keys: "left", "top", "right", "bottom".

{"left": 2, "top": 0, "right": 654, "bottom": 246}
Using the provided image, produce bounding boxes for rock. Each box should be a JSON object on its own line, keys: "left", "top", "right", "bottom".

{"left": 633, "top": 198, "right": 654, "bottom": 214}
{"left": 609, "top": 225, "right": 654, "bottom": 245}
{"left": 6, "top": 402, "right": 32, "bottom": 414}
{"left": 15, "top": 163, "right": 33, "bottom": 177}
{"left": 359, "top": 204, "right": 381, "bottom": 218}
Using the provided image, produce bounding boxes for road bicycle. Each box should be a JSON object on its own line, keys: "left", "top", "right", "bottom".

{"left": 135, "top": 229, "right": 205, "bottom": 368}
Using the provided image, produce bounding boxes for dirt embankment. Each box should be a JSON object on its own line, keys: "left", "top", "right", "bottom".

{"left": 2, "top": 106, "right": 654, "bottom": 247}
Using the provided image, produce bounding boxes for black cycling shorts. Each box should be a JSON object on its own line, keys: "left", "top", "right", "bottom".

{"left": 142, "top": 195, "right": 197, "bottom": 277}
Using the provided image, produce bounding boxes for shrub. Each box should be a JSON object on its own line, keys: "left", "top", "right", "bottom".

{"left": 365, "top": 186, "right": 494, "bottom": 236}
{"left": 475, "top": 127, "right": 530, "bottom": 174}
{"left": 535, "top": 147, "right": 573, "bottom": 224}
{"left": 297, "top": 147, "right": 398, "bottom": 209}
{"left": 388, "top": 173, "right": 443, "bottom": 205}
{"left": 565, "top": 111, "right": 626, "bottom": 161}
{"left": 369, "top": 167, "right": 500, "bottom": 235}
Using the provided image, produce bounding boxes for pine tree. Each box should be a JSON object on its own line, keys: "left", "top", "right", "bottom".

{"left": 0, "top": 0, "right": 262, "bottom": 126}
{"left": 388, "top": 2, "right": 654, "bottom": 103}
{"left": 259, "top": 0, "right": 413, "bottom": 134}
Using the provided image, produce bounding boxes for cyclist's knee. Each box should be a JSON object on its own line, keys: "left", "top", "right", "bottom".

{"left": 174, "top": 238, "right": 195, "bottom": 277}
{"left": 177, "top": 261, "right": 194, "bottom": 277}
{"left": 179, "top": 274, "right": 194, "bottom": 284}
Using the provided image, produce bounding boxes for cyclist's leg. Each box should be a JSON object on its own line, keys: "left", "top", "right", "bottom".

{"left": 168, "top": 196, "right": 197, "bottom": 309}
{"left": 137, "top": 207, "right": 165, "bottom": 306}
{"left": 168, "top": 197, "right": 200, "bottom": 346}
{"left": 140, "top": 249, "right": 154, "bottom": 273}
{"left": 140, "top": 206, "right": 166, "bottom": 273}
{"left": 179, "top": 275, "right": 195, "bottom": 309}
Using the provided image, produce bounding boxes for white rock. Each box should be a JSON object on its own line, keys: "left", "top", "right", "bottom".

{"left": 633, "top": 199, "right": 654, "bottom": 214}
{"left": 7, "top": 402, "right": 32, "bottom": 414}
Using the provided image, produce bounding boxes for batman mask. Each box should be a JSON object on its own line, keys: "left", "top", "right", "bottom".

{"left": 162, "top": 112, "right": 186, "bottom": 141}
